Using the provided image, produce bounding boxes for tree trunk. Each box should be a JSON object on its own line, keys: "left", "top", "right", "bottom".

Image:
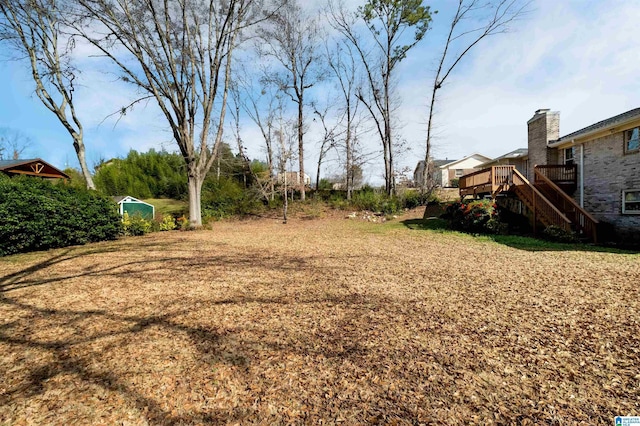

{"left": 345, "top": 106, "right": 353, "bottom": 200}
{"left": 72, "top": 135, "right": 95, "bottom": 190}
{"left": 298, "top": 98, "right": 305, "bottom": 201}
{"left": 283, "top": 171, "right": 288, "bottom": 223}
{"left": 187, "top": 171, "right": 203, "bottom": 227}
{"left": 315, "top": 156, "right": 322, "bottom": 191}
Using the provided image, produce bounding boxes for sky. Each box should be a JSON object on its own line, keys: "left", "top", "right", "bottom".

{"left": 0, "top": 0, "right": 638, "bottom": 186}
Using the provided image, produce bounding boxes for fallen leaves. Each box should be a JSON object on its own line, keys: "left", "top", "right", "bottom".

{"left": 0, "top": 212, "right": 639, "bottom": 424}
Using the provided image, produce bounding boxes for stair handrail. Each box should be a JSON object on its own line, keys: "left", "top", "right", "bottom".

{"left": 511, "top": 168, "right": 573, "bottom": 231}
{"left": 534, "top": 169, "right": 598, "bottom": 242}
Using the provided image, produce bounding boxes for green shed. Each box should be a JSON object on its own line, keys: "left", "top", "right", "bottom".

{"left": 113, "top": 196, "right": 155, "bottom": 220}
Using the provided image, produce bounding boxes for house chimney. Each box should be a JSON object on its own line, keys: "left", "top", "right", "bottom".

{"left": 527, "top": 109, "right": 560, "bottom": 178}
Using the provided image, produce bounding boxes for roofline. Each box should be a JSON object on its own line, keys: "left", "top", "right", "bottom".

{"left": 549, "top": 108, "right": 640, "bottom": 148}
{"left": 0, "top": 157, "right": 70, "bottom": 179}
{"left": 115, "top": 196, "right": 154, "bottom": 207}
{"left": 439, "top": 153, "right": 492, "bottom": 169}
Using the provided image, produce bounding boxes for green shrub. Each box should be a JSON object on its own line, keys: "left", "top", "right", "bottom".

{"left": 543, "top": 225, "right": 578, "bottom": 243}
{"left": 158, "top": 214, "right": 177, "bottom": 231}
{"left": 122, "top": 212, "right": 152, "bottom": 236}
{"left": 443, "top": 199, "right": 505, "bottom": 234}
{"left": 350, "top": 190, "right": 403, "bottom": 214}
{"left": 399, "top": 190, "right": 431, "bottom": 209}
{"left": 201, "top": 177, "right": 262, "bottom": 219}
{"left": 0, "top": 176, "right": 122, "bottom": 256}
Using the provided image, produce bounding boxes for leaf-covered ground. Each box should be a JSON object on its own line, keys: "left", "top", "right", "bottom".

{"left": 1, "top": 212, "right": 639, "bottom": 425}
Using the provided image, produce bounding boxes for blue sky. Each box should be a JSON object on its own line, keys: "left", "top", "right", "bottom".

{"left": 0, "top": 0, "right": 638, "bottom": 185}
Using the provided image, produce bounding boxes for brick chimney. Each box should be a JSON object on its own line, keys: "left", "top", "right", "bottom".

{"left": 527, "top": 109, "right": 560, "bottom": 179}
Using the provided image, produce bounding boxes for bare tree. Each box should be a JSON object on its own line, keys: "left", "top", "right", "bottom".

{"left": 274, "top": 120, "right": 296, "bottom": 223}
{"left": 421, "top": 0, "right": 529, "bottom": 199}
{"left": 0, "top": 127, "right": 32, "bottom": 160}
{"left": 0, "top": 0, "right": 95, "bottom": 188}
{"left": 229, "top": 79, "right": 274, "bottom": 201}
{"left": 258, "top": 0, "right": 324, "bottom": 201}
{"left": 312, "top": 101, "right": 340, "bottom": 191}
{"left": 327, "top": 0, "right": 432, "bottom": 196}
{"left": 74, "top": 0, "right": 275, "bottom": 226}
{"left": 240, "top": 78, "right": 283, "bottom": 201}
{"left": 325, "top": 38, "right": 361, "bottom": 199}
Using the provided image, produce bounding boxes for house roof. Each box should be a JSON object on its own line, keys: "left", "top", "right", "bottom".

{"left": 0, "top": 158, "right": 70, "bottom": 179}
{"left": 439, "top": 153, "right": 492, "bottom": 169}
{"left": 554, "top": 107, "right": 640, "bottom": 143}
{"left": 478, "top": 148, "right": 527, "bottom": 168}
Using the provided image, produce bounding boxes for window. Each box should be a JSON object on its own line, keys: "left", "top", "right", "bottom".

{"left": 625, "top": 127, "right": 640, "bottom": 153}
{"left": 564, "top": 147, "right": 575, "bottom": 165}
{"left": 622, "top": 190, "right": 640, "bottom": 214}
{"left": 454, "top": 169, "right": 464, "bottom": 177}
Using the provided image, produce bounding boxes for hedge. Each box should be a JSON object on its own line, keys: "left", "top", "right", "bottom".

{"left": 0, "top": 176, "right": 122, "bottom": 256}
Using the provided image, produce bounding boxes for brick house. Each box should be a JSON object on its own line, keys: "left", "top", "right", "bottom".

{"left": 528, "top": 108, "right": 640, "bottom": 241}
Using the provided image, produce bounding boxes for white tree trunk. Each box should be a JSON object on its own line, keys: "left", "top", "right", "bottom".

{"left": 188, "top": 173, "right": 203, "bottom": 227}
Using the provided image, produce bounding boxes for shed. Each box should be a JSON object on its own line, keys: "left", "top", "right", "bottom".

{"left": 0, "top": 158, "right": 70, "bottom": 179}
{"left": 113, "top": 196, "right": 155, "bottom": 219}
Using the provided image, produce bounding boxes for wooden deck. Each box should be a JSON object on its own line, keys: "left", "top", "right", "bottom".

{"left": 458, "top": 165, "right": 597, "bottom": 242}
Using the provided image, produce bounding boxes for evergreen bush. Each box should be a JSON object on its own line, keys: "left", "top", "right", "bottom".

{"left": 0, "top": 176, "right": 122, "bottom": 256}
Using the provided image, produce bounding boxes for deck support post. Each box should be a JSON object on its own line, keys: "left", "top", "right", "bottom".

{"left": 532, "top": 191, "right": 537, "bottom": 236}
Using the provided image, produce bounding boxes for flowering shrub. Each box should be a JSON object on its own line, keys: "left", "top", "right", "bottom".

{"left": 442, "top": 199, "right": 505, "bottom": 234}
{"left": 158, "top": 214, "right": 177, "bottom": 231}
{"left": 122, "top": 212, "right": 152, "bottom": 236}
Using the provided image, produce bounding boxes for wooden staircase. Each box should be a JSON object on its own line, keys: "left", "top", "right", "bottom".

{"left": 459, "top": 165, "right": 598, "bottom": 242}
{"left": 533, "top": 169, "right": 598, "bottom": 242}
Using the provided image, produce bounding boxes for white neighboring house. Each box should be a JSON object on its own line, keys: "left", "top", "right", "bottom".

{"left": 438, "top": 153, "right": 492, "bottom": 187}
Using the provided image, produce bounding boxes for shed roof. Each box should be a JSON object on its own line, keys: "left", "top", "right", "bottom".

{"left": 0, "top": 158, "right": 70, "bottom": 179}
{"left": 112, "top": 195, "right": 154, "bottom": 207}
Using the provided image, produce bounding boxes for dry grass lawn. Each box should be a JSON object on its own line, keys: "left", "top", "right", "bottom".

{"left": 1, "top": 211, "right": 639, "bottom": 425}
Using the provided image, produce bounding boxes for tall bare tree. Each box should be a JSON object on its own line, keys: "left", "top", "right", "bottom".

{"left": 258, "top": 0, "right": 324, "bottom": 201}
{"left": 421, "top": 0, "right": 529, "bottom": 199}
{"left": 74, "top": 0, "right": 275, "bottom": 226}
{"left": 312, "top": 101, "right": 339, "bottom": 191}
{"left": 326, "top": 38, "right": 361, "bottom": 199}
{"left": 240, "top": 80, "right": 283, "bottom": 201}
{"left": 328, "top": 0, "right": 432, "bottom": 196}
{"left": 0, "top": 0, "right": 95, "bottom": 188}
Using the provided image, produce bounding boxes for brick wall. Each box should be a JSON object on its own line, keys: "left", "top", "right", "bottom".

{"left": 579, "top": 133, "right": 640, "bottom": 242}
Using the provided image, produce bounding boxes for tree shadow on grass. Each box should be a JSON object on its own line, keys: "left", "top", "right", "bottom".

{"left": 400, "top": 218, "right": 640, "bottom": 254}
{"left": 401, "top": 218, "right": 449, "bottom": 231}
{"left": 0, "top": 243, "right": 443, "bottom": 424}
{"left": 0, "top": 243, "right": 328, "bottom": 424}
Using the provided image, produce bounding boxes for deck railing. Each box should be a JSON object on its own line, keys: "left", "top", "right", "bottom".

{"left": 459, "top": 165, "right": 579, "bottom": 237}
{"left": 535, "top": 164, "right": 577, "bottom": 184}
{"left": 534, "top": 170, "right": 598, "bottom": 242}
{"left": 458, "top": 167, "right": 491, "bottom": 189}
{"left": 459, "top": 165, "right": 514, "bottom": 197}
{"left": 511, "top": 169, "right": 573, "bottom": 234}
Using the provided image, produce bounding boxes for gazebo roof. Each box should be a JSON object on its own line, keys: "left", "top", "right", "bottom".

{"left": 0, "top": 158, "right": 70, "bottom": 179}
